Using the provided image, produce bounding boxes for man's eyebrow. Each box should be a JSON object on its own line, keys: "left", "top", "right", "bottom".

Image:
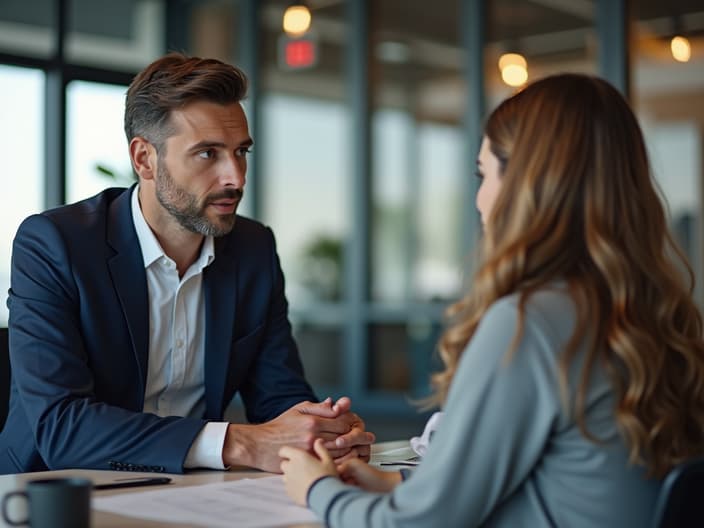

{"left": 477, "top": 159, "right": 483, "bottom": 166}
{"left": 187, "top": 138, "right": 254, "bottom": 152}
{"left": 187, "top": 140, "right": 225, "bottom": 152}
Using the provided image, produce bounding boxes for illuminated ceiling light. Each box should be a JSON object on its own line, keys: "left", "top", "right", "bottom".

{"left": 498, "top": 53, "right": 528, "bottom": 87}
{"left": 283, "top": 3, "right": 312, "bottom": 37}
{"left": 498, "top": 52, "right": 526, "bottom": 71}
{"left": 670, "top": 35, "right": 691, "bottom": 62}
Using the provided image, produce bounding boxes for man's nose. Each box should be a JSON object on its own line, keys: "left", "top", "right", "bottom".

{"left": 221, "top": 156, "right": 246, "bottom": 188}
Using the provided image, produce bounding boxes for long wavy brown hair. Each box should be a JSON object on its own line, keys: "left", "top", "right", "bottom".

{"left": 431, "top": 73, "right": 704, "bottom": 478}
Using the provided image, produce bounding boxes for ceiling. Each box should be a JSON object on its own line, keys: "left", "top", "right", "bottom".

{"left": 264, "top": 0, "right": 704, "bottom": 101}
{"left": 271, "top": 0, "right": 704, "bottom": 46}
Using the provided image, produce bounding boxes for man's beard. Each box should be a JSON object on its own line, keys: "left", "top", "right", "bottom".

{"left": 155, "top": 163, "right": 241, "bottom": 237}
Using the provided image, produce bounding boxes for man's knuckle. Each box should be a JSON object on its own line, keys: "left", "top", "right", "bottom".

{"left": 304, "top": 432, "right": 316, "bottom": 447}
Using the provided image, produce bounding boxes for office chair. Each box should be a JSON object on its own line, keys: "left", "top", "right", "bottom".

{"left": 0, "top": 327, "right": 8, "bottom": 432}
{"left": 650, "top": 457, "right": 704, "bottom": 528}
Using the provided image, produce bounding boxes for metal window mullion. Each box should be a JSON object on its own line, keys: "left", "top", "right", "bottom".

{"left": 597, "top": 0, "right": 630, "bottom": 98}
{"left": 239, "top": 0, "right": 262, "bottom": 220}
{"left": 344, "top": 0, "right": 371, "bottom": 401}
{"left": 44, "top": 0, "right": 68, "bottom": 209}
{"left": 461, "top": 0, "right": 486, "bottom": 271}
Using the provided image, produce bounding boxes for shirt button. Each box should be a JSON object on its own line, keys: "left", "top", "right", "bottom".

{"left": 176, "top": 339, "right": 184, "bottom": 348}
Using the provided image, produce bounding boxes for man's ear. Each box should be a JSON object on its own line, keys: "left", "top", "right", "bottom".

{"left": 129, "top": 137, "right": 158, "bottom": 181}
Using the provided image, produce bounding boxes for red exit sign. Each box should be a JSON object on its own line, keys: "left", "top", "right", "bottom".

{"left": 278, "top": 34, "right": 318, "bottom": 71}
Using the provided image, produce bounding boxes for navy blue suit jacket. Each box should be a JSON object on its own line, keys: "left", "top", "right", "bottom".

{"left": 0, "top": 187, "right": 316, "bottom": 474}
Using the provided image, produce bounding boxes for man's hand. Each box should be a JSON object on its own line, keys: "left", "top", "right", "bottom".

{"left": 222, "top": 397, "right": 374, "bottom": 473}
{"left": 280, "top": 439, "right": 338, "bottom": 506}
{"left": 300, "top": 397, "right": 375, "bottom": 462}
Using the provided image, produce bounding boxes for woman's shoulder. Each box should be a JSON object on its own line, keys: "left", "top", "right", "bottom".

{"left": 490, "top": 283, "right": 575, "bottom": 320}
{"left": 485, "top": 284, "right": 578, "bottom": 347}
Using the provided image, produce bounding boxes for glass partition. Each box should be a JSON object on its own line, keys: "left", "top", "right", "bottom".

{"left": 259, "top": 0, "right": 349, "bottom": 307}
{"left": 632, "top": 2, "right": 704, "bottom": 305}
{"left": 66, "top": 81, "right": 132, "bottom": 203}
{"left": 0, "top": 65, "right": 45, "bottom": 325}
{"left": 370, "top": 0, "right": 467, "bottom": 304}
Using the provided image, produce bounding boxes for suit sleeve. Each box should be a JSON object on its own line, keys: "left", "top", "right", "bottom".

{"left": 237, "top": 226, "right": 317, "bottom": 423}
{"left": 8, "top": 214, "right": 205, "bottom": 473}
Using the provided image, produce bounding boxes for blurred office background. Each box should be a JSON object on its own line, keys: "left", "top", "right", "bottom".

{"left": 0, "top": 0, "right": 702, "bottom": 440}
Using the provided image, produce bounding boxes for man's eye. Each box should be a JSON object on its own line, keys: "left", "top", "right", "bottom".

{"left": 236, "top": 147, "right": 252, "bottom": 157}
{"left": 474, "top": 170, "right": 484, "bottom": 180}
{"left": 198, "top": 149, "right": 215, "bottom": 159}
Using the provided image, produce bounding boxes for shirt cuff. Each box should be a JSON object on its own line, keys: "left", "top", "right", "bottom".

{"left": 307, "top": 475, "right": 355, "bottom": 521}
{"left": 183, "top": 422, "right": 229, "bottom": 469}
{"left": 306, "top": 476, "right": 335, "bottom": 507}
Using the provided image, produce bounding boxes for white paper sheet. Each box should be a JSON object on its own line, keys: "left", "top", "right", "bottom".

{"left": 370, "top": 442, "right": 420, "bottom": 467}
{"left": 92, "top": 475, "right": 319, "bottom": 527}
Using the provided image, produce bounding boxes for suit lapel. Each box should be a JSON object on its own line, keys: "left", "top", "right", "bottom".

{"left": 106, "top": 186, "right": 150, "bottom": 400}
{"left": 203, "top": 235, "right": 238, "bottom": 419}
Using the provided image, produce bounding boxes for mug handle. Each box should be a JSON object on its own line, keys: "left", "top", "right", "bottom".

{"left": 1, "top": 490, "right": 28, "bottom": 526}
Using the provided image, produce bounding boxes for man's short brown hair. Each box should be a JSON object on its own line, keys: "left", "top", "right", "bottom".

{"left": 124, "top": 53, "right": 248, "bottom": 150}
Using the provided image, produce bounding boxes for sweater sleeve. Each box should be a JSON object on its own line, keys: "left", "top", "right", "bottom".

{"left": 308, "top": 296, "right": 565, "bottom": 527}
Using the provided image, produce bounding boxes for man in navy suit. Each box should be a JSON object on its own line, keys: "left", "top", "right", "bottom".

{"left": 0, "top": 53, "right": 374, "bottom": 475}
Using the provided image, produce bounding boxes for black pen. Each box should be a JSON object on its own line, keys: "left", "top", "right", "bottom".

{"left": 93, "top": 476, "right": 172, "bottom": 490}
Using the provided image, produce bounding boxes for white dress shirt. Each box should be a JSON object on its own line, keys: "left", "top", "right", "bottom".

{"left": 131, "top": 187, "right": 228, "bottom": 469}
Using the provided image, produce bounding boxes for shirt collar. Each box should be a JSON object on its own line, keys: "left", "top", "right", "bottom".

{"left": 131, "top": 185, "right": 215, "bottom": 270}
{"left": 194, "top": 233, "right": 215, "bottom": 273}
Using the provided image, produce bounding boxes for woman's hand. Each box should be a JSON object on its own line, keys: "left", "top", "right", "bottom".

{"left": 338, "top": 458, "right": 402, "bottom": 492}
{"left": 279, "top": 438, "right": 339, "bottom": 506}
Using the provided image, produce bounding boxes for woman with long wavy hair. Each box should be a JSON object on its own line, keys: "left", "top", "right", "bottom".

{"left": 279, "top": 73, "right": 704, "bottom": 527}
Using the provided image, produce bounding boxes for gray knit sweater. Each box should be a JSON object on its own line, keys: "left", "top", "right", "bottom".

{"left": 309, "top": 287, "right": 661, "bottom": 527}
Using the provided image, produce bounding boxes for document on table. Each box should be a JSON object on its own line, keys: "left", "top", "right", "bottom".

{"left": 370, "top": 441, "right": 420, "bottom": 468}
{"left": 92, "top": 475, "right": 319, "bottom": 527}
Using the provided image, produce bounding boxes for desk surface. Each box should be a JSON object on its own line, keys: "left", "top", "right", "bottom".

{"left": 0, "top": 441, "right": 414, "bottom": 528}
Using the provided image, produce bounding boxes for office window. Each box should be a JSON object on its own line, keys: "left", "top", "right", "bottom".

{"left": 632, "top": 3, "right": 704, "bottom": 305}
{"left": 66, "top": 81, "right": 132, "bottom": 203}
{"left": 260, "top": 94, "right": 349, "bottom": 305}
{"left": 371, "top": 116, "right": 464, "bottom": 303}
{"left": 0, "top": 0, "right": 54, "bottom": 58}
{"left": 260, "top": 1, "right": 349, "bottom": 307}
{"left": 416, "top": 124, "right": 465, "bottom": 301}
{"left": 66, "top": 0, "right": 165, "bottom": 70}
{"left": 370, "top": 0, "right": 467, "bottom": 303}
{"left": 256, "top": 0, "right": 349, "bottom": 402}
{"left": 0, "top": 65, "right": 45, "bottom": 325}
{"left": 372, "top": 110, "right": 413, "bottom": 302}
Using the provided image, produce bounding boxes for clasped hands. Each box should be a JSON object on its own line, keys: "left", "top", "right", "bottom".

{"left": 222, "top": 396, "right": 375, "bottom": 474}
{"left": 279, "top": 437, "right": 402, "bottom": 506}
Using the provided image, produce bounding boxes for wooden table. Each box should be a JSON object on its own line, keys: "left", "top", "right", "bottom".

{"left": 0, "top": 441, "right": 414, "bottom": 527}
